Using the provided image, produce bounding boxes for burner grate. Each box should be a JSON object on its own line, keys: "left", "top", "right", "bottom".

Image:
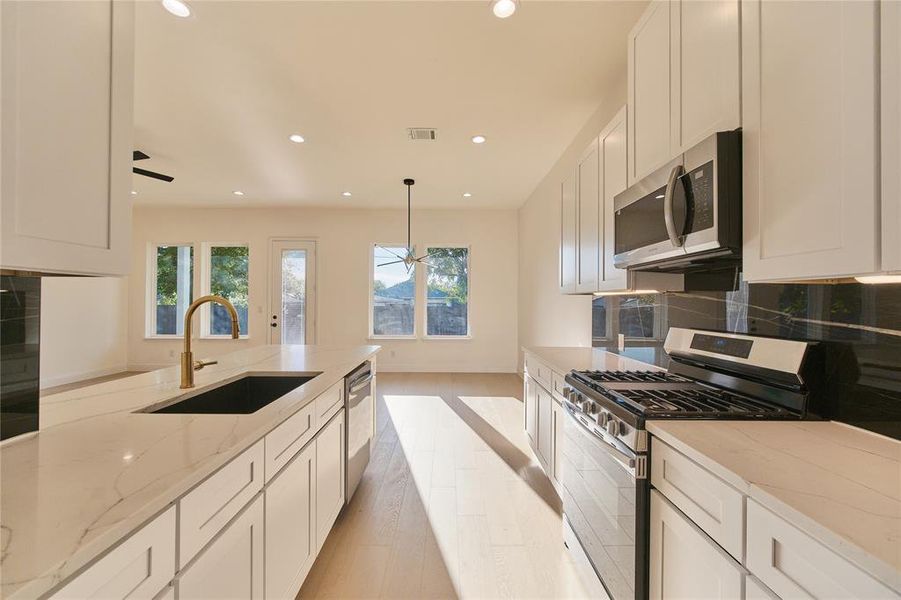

{"left": 616, "top": 388, "right": 786, "bottom": 415}
{"left": 576, "top": 370, "right": 690, "bottom": 384}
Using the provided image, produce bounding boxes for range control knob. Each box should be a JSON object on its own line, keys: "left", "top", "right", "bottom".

{"left": 580, "top": 399, "right": 594, "bottom": 414}
{"left": 606, "top": 419, "right": 623, "bottom": 437}
{"left": 596, "top": 411, "right": 610, "bottom": 427}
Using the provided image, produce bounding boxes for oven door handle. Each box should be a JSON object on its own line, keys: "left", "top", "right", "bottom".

{"left": 664, "top": 164, "right": 685, "bottom": 248}
{"left": 563, "top": 401, "right": 642, "bottom": 478}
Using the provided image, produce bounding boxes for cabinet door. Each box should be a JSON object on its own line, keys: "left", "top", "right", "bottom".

{"left": 316, "top": 409, "right": 345, "bottom": 551}
{"left": 266, "top": 441, "right": 316, "bottom": 600}
{"left": 742, "top": 0, "right": 879, "bottom": 281}
{"left": 576, "top": 140, "right": 600, "bottom": 293}
{"left": 560, "top": 171, "right": 578, "bottom": 293}
{"left": 524, "top": 375, "right": 538, "bottom": 449}
{"left": 882, "top": 0, "right": 901, "bottom": 272}
{"left": 551, "top": 400, "right": 565, "bottom": 489}
{"left": 670, "top": 0, "right": 740, "bottom": 153}
{"left": 51, "top": 508, "right": 175, "bottom": 600}
{"left": 649, "top": 490, "right": 744, "bottom": 600}
{"left": 536, "top": 383, "right": 553, "bottom": 472}
{"left": 628, "top": 0, "right": 673, "bottom": 184}
{"left": 0, "top": 0, "right": 134, "bottom": 275}
{"left": 178, "top": 494, "right": 265, "bottom": 600}
{"left": 597, "top": 106, "right": 629, "bottom": 292}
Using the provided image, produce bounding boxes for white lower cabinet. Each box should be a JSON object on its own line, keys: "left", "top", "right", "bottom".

{"left": 536, "top": 382, "right": 554, "bottom": 471}
{"left": 316, "top": 409, "right": 346, "bottom": 551}
{"left": 51, "top": 507, "right": 176, "bottom": 600}
{"left": 649, "top": 490, "right": 744, "bottom": 600}
{"left": 550, "top": 399, "right": 565, "bottom": 490}
{"left": 265, "top": 441, "right": 317, "bottom": 600}
{"left": 746, "top": 500, "right": 896, "bottom": 599}
{"left": 524, "top": 375, "right": 538, "bottom": 448}
{"left": 177, "top": 493, "right": 265, "bottom": 600}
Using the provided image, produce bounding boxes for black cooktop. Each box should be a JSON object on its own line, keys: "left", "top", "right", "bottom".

{"left": 569, "top": 369, "right": 797, "bottom": 419}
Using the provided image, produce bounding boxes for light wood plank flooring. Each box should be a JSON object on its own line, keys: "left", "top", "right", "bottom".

{"left": 298, "top": 372, "right": 603, "bottom": 600}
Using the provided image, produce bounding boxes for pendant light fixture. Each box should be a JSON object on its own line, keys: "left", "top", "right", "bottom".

{"left": 377, "top": 179, "right": 435, "bottom": 272}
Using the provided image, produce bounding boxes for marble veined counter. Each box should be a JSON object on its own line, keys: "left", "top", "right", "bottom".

{"left": 0, "top": 344, "right": 379, "bottom": 599}
{"left": 649, "top": 420, "right": 901, "bottom": 593}
{"left": 522, "top": 345, "right": 668, "bottom": 374}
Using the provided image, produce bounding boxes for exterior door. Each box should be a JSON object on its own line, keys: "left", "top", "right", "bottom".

{"left": 269, "top": 240, "right": 317, "bottom": 344}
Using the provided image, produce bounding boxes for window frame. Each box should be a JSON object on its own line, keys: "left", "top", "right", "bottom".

{"left": 369, "top": 242, "right": 418, "bottom": 340}
{"left": 145, "top": 242, "right": 195, "bottom": 340}
{"left": 422, "top": 244, "right": 472, "bottom": 339}
{"left": 200, "top": 242, "right": 251, "bottom": 339}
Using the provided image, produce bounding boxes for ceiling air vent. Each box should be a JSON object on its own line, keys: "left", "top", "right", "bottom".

{"left": 407, "top": 128, "right": 437, "bottom": 141}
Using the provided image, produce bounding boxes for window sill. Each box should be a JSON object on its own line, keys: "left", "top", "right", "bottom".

{"left": 200, "top": 335, "right": 250, "bottom": 340}
{"left": 145, "top": 335, "right": 182, "bottom": 340}
{"left": 368, "top": 335, "right": 417, "bottom": 341}
{"left": 423, "top": 335, "right": 472, "bottom": 341}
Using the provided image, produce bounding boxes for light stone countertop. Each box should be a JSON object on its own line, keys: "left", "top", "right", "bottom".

{"left": 0, "top": 344, "right": 379, "bottom": 599}
{"left": 648, "top": 420, "right": 901, "bottom": 593}
{"left": 523, "top": 345, "right": 901, "bottom": 593}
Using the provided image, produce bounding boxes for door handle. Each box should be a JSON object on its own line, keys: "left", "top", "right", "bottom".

{"left": 664, "top": 164, "right": 685, "bottom": 248}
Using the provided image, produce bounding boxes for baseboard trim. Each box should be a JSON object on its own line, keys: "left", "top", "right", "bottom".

{"left": 40, "top": 365, "right": 129, "bottom": 390}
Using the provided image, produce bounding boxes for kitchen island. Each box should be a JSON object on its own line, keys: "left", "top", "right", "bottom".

{"left": 0, "top": 344, "right": 378, "bottom": 599}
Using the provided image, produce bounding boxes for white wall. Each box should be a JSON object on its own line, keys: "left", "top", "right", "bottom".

{"left": 128, "top": 207, "right": 519, "bottom": 373}
{"left": 516, "top": 74, "right": 628, "bottom": 366}
{"left": 40, "top": 276, "right": 129, "bottom": 388}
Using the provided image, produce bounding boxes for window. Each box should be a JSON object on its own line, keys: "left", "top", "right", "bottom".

{"left": 203, "top": 244, "right": 249, "bottom": 336}
{"left": 371, "top": 245, "right": 415, "bottom": 337}
{"left": 149, "top": 244, "right": 193, "bottom": 336}
{"left": 425, "top": 247, "right": 470, "bottom": 337}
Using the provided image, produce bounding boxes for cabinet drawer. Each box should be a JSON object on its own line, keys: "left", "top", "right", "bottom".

{"left": 315, "top": 381, "right": 344, "bottom": 423}
{"left": 651, "top": 438, "right": 744, "bottom": 561}
{"left": 179, "top": 441, "right": 264, "bottom": 568}
{"left": 524, "top": 354, "right": 552, "bottom": 390}
{"left": 746, "top": 500, "right": 894, "bottom": 599}
{"left": 265, "top": 401, "right": 316, "bottom": 481}
{"left": 52, "top": 507, "right": 175, "bottom": 600}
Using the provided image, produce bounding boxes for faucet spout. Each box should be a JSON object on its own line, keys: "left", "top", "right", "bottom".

{"left": 180, "top": 295, "right": 241, "bottom": 389}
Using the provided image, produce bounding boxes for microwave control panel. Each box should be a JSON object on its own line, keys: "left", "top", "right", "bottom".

{"left": 683, "top": 160, "right": 715, "bottom": 233}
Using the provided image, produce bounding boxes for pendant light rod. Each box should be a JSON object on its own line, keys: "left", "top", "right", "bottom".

{"left": 404, "top": 178, "right": 414, "bottom": 252}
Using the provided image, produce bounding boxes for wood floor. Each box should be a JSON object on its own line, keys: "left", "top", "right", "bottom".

{"left": 298, "top": 372, "right": 603, "bottom": 600}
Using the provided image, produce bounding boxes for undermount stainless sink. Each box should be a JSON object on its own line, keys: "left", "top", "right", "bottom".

{"left": 140, "top": 374, "right": 319, "bottom": 415}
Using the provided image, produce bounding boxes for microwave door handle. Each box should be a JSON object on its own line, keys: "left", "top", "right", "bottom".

{"left": 664, "top": 165, "right": 685, "bottom": 247}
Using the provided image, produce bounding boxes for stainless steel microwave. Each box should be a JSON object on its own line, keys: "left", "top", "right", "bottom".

{"left": 613, "top": 131, "right": 741, "bottom": 272}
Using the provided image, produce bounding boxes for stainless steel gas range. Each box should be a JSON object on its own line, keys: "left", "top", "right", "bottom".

{"left": 558, "top": 328, "right": 827, "bottom": 600}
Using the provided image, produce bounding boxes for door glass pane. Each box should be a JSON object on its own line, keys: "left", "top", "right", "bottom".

{"left": 372, "top": 246, "right": 415, "bottom": 336}
{"left": 209, "top": 246, "right": 249, "bottom": 335}
{"left": 155, "top": 245, "right": 193, "bottom": 335}
{"left": 426, "top": 247, "right": 469, "bottom": 336}
{"left": 281, "top": 250, "right": 307, "bottom": 344}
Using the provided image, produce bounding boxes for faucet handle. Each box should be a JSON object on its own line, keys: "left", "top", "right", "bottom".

{"left": 193, "top": 359, "right": 218, "bottom": 371}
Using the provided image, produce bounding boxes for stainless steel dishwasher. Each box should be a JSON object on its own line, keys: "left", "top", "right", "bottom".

{"left": 344, "top": 361, "right": 374, "bottom": 503}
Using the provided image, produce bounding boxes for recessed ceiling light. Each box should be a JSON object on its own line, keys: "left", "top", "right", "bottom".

{"left": 232, "top": 190, "right": 244, "bottom": 196}
{"left": 492, "top": 0, "right": 516, "bottom": 19}
{"left": 471, "top": 135, "right": 487, "bottom": 144}
{"left": 342, "top": 191, "right": 352, "bottom": 197}
{"left": 162, "top": 0, "right": 191, "bottom": 18}
{"left": 130, "top": 190, "right": 137, "bottom": 196}
{"left": 462, "top": 192, "right": 472, "bottom": 198}
{"left": 289, "top": 133, "right": 305, "bottom": 144}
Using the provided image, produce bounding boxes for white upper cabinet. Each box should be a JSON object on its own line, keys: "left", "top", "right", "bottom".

{"left": 1, "top": 0, "right": 134, "bottom": 276}
{"left": 576, "top": 140, "right": 600, "bottom": 293}
{"left": 882, "top": 0, "right": 901, "bottom": 273}
{"left": 560, "top": 171, "right": 578, "bottom": 293}
{"left": 670, "top": 0, "right": 740, "bottom": 154}
{"left": 597, "top": 106, "right": 629, "bottom": 292}
{"left": 742, "top": 0, "right": 879, "bottom": 282}
{"left": 628, "top": 0, "right": 740, "bottom": 185}
{"left": 628, "top": 0, "right": 673, "bottom": 185}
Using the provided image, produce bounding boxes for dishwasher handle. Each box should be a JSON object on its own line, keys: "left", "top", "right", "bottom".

{"left": 348, "top": 372, "right": 373, "bottom": 395}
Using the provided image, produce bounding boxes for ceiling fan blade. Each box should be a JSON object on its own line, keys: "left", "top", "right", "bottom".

{"left": 133, "top": 150, "right": 150, "bottom": 161}
{"left": 377, "top": 245, "right": 409, "bottom": 262}
{"left": 133, "top": 167, "right": 174, "bottom": 182}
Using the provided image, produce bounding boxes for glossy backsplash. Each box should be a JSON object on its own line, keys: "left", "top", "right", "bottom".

{"left": 593, "top": 281, "right": 901, "bottom": 439}
{"left": 0, "top": 276, "right": 41, "bottom": 441}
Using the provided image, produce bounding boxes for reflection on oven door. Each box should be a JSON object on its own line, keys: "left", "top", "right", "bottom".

{"left": 560, "top": 410, "right": 637, "bottom": 600}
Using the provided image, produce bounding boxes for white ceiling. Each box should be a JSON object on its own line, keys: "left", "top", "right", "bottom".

{"left": 133, "top": 0, "right": 646, "bottom": 209}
